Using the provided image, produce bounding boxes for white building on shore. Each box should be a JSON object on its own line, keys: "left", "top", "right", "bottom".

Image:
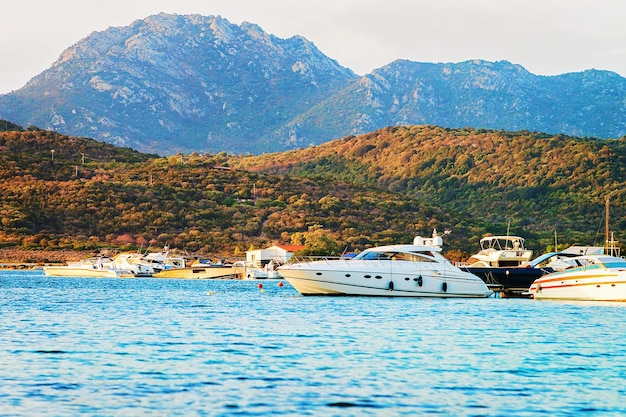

{"left": 245, "top": 244, "right": 306, "bottom": 267}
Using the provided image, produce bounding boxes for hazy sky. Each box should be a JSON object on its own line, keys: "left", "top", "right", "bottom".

{"left": 1, "top": 0, "right": 625, "bottom": 94}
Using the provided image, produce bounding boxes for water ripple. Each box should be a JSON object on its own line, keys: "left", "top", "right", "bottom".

{"left": 2, "top": 271, "right": 626, "bottom": 416}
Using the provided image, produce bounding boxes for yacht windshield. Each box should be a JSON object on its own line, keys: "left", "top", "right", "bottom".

{"left": 353, "top": 251, "right": 393, "bottom": 260}
{"left": 481, "top": 237, "right": 524, "bottom": 251}
{"left": 565, "top": 257, "right": 626, "bottom": 270}
{"left": 353, "top": 251, "right": 435, "bottom": 262}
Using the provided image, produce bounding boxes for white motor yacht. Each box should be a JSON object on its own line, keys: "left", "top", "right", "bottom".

{"left": 43, "top": 257, "right": 133, "bottom": 278}
{"left": 278, "top": 232, "right": 492, "bottom": 297}
{"left": 466, "top": 235, "right": 533, "bottom": 268}
{"left": 111, "top": 253, "right": 156, "bottom": 277}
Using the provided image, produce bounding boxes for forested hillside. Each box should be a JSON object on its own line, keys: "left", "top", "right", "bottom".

{"left": 2, "top": 123, "right": 625, "bottom": 261}
{"left": 0, "top": 125, "right": 459, "bottom": 260}
{"left": 230, "top": 125, "right": 626, "bottom": 252}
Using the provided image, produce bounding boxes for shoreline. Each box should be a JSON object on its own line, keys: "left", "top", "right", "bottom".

{"left": 0, "top": 249, "right": 95, "bottom": 267}
{"left": 0, "top": 248, "right": 237, "bottom": 269}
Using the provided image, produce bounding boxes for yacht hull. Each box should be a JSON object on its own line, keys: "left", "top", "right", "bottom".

{"left": 43, "top": 266, "right": 132, "bottom": 278}
{"left": 280, "top": 259, "right": 491, "bottom": 297}
{"left": 529, "top": 272, "right": 626, "bottom": 301}
{"left": 463, "top": 266, "right": 547, "bottom": 292}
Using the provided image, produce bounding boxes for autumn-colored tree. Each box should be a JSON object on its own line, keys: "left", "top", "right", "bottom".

{"left": 291, "top": 225, "right": 341, "bottom": 256}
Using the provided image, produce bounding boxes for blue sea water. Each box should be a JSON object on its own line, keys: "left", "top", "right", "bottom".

{"left": 1, "top": 270, "right": 626, "bottom": 416}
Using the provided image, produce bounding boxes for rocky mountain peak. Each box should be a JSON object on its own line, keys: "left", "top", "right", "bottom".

{"left": 0, "top": 14, "right": 624, "bottom": 154}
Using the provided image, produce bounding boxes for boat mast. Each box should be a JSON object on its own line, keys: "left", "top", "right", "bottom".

{"left": 606, "top": 196, "right": 610, "bottom": 250}
{"left": 605, "top": 194, "right": 620, "bottom": 257}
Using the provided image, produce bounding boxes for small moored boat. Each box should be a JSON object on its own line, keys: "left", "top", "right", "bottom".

{"left": 43, "top": 257, "right": 134, "bottom": 278}
{"left": 111, "top": 253, "right": 155, "bottom": 277}
{"left": 528, "top": 255, "right": 626, "bottom": 301}
{"left": 151, "top": 260, "right": 238, "bottom": 279}
{"left": 232, "top": 260, "right": 282, "bottom": 279}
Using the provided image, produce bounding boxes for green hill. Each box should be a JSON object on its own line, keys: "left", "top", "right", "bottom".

{"left": 1, "top": 123, "right": 624, "bottom": 259}
{"left": 230, "top": 125, "right": 626, "bottom": 253}
{"left": 1, "top": 123, "right": 459, "bottom": 258}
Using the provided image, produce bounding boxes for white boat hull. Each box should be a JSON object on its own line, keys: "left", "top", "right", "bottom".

{"left": 43, "top": 266, "right": 132, "bottom": 278}
{"left": 529, "top": 272, "right": 626, "bottom": 301}
{"left": 152, "top": 265, "right": 237, "bottom": 279}
{"left": 279, "top": 259, "right": 491, "bottom": 297}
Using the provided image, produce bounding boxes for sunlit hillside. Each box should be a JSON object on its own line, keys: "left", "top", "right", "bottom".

{"left": 1, "top": 124, "right": 466, "bottom": 259}
{"left": 230, "top": 125, "right": 626, "bottom": 251}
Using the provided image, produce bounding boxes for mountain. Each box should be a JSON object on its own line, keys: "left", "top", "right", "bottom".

{"left": 0, "top": 13, "right": 624, "bottom": 155}
{"left": 0, "top": 14, "right": 355, "bottom": 154}
{"left": 288, "top": 60, "right": 626, "bottom": 144}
